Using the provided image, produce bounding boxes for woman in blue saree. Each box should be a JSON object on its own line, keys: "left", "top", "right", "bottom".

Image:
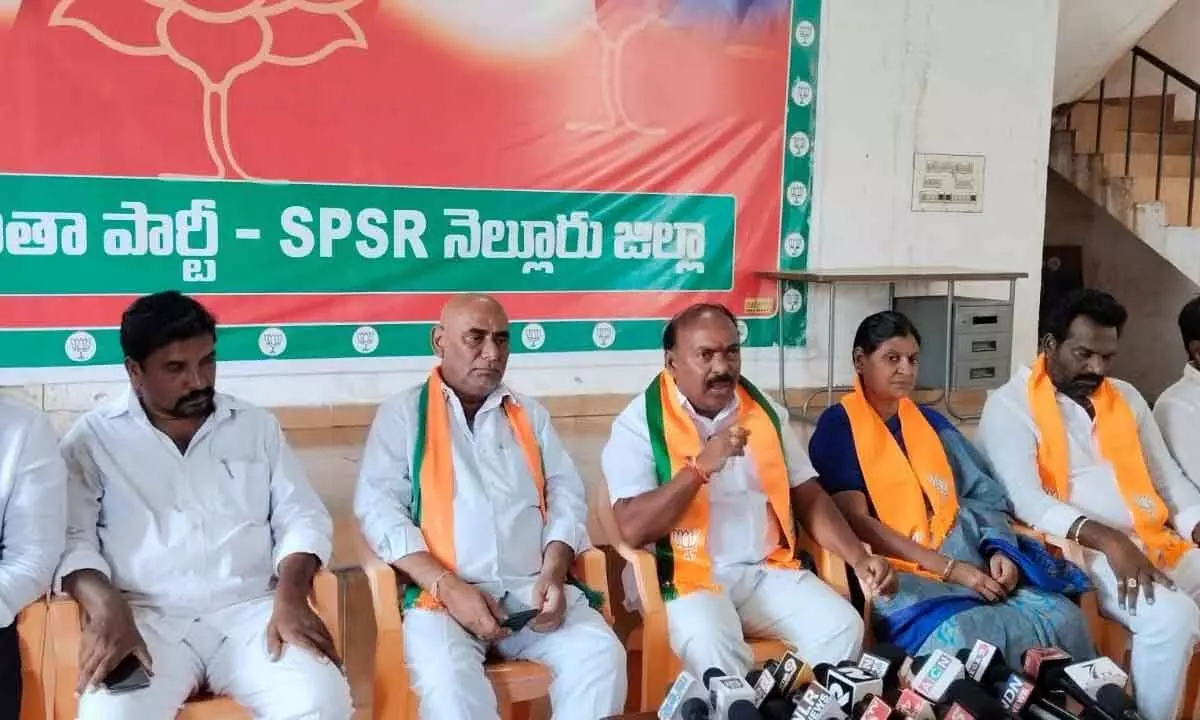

{"left": 808, "top": 311, "right": 1095, "bottom": 668}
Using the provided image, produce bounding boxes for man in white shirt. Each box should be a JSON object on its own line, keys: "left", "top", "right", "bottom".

{"left": 56, "top": 291, "right": 352, "bottom": 719}
{"left": 978, "top": 289, "right": 1200, "bottom": 720}
{"left": 1155, "top": 296, "right": 1200, "bottom": 495}
{"left": 354, "top": 294, "right": 626, "bottom": 720}
{"left": 0, "top": 398, "right": 67, "bottom": 715}
{"left": 602, "top": 303, "right": 895, "bottom": 681}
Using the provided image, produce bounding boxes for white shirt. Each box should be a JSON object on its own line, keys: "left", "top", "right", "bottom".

{"left": 1153, "top": 364, "right": 1200, "bottom": 507}
{"left": 977, "top": 366, "right": 1200, "bottom": 541}
{"left": 55, "top": 391, "right": 333, "bottom": 640}
{"left": 0, "top": 398, "right": 67, "bottom": 628}
{"left": 601, "top": 386, "right": 816, "bottom": 569}
{"left": 354, "top": 382, "right": 590, "bottom": 603}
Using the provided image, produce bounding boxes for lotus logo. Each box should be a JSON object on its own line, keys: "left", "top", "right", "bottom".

{"left": 929, "top": 475, "right": 950, "bottom": 496}
{"left": 1134, "top": 494, "right": 1155, "bottom": 513}
{"left": 672, "top": 528, "right": 703, "bottom": 561}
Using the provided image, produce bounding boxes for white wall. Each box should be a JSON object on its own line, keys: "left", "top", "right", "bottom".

{"left": 1088, "top": 0, "right": 1200, "bottom": 121}
{"left": 6, "top": 0, "right": 1061, "bottom": 418}
{"left": 1054, "top": 0, "right": 1179, "bottom": 107}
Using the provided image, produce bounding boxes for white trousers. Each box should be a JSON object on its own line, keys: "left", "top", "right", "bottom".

{"left": 76, "top": 595, "right": 353, "bottom": 720}
{"left": 402, "top": 592, "right": 627, "bottom": 720}
{"left": 664, "top": 564, "right": 864, "bottom": 680}
{"left": 1086, "top": 547, "right": 1200, "bottom": 720}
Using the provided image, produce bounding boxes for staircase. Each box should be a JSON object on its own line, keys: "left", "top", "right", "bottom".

{"left": 1053, "top": 47, "right": 1200, "bottom": 278}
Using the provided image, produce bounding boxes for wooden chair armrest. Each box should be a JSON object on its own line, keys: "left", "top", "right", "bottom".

{"left": 353, "top": 529, "right": 410, "bottom": 720}
{"left": 572, "top": 548, "right": 614, "bottom": 625}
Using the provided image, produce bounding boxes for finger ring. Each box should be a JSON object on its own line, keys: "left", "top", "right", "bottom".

{"left": 1126, "top": 577, "right": 1139, "bottom": 588}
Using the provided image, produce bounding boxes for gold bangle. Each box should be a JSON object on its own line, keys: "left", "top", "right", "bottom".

{"left": 939, "top": 558, "right": 956, "bottom": 582}
{"left": 430, "top": 570, "right": 452, "bottom": 602}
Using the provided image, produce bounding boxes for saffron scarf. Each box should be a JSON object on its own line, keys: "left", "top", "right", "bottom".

{"left": 1027, "top": 354, "right": 1189, "bottom": 569}
{"left": 841, "top": 380, "right": 959, "bottom": 579}
{"left": 645, "top": 371, "right": 799, "bottom": 599}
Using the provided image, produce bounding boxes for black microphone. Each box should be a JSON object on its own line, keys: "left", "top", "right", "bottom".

{"left": 857, "top": 643, "right": 913, "bottom": 703}
{"left": 682, "top": 697, "right": 712, "bottom": 720}
{"left": 1044, "top": 657, "right": 1132, "bottom": 720}
{"left": 759, "top": 696, "right": 794, "bottom": 720}
{"left": 659, "top": 670, "right": 707, "bottom": 718}
{"left": 703, "top": 666, "right": 759, "bottom": 718}
{"left": 942, "top": 678, "right": 1007, "bottom": 720}
{"left": 727, "top": 698, "right": 763, "bottom": 719}
{"left": 1095, "top": 685, "right": 1144, "bottom": 720}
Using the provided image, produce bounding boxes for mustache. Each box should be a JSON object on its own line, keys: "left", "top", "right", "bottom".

{"left": 173, "top": 387, "right": 215, "bottom": 413}
{"left": 706, "top": 374, "right": 736, "bottom": 388}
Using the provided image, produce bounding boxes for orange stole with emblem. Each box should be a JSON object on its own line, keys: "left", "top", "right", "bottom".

{"left": 1027, "top": 355, "right": 1189, "bottom": 569}
{"left": 840, "top": 381, "right": 959, "bottom": 580}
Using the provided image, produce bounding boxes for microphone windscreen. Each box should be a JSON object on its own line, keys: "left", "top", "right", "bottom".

{"left": 1096, "top": 684, "right": 1139, "bottom": 718}
{"left": 728, "top": 698, "right": 762, "bottom": 719}
{"left": 704, "top": 667, "right": 725, "bottom": 689}
{"left": 760, "top": 697, "right": 794, "bottom": 720}
{"left": 747, "top": 669, "right": 763, "bottom": 686}
{"left": 813, "top": 663, "right": 834, "bottom": 683}
{"left": 943, "top": 678, "right": 1005, "bottom": 716}
{"left": 681, "top": 696, "right": 712, "bottom": 720}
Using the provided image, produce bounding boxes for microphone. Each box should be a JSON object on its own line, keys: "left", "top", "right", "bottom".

{"left": 850, "top": 694, "right": 897, "bottom": 720}
{"left": 728, "top": 698, "right": 764, "bottom": 719}
{"left": 959, "top": 641, "right": 1003, "bottom": 684}
{"left": 892, "top": 688, "right": 936, "bottom": 720}
{"left": 818, "top": 662, "right": 885, "bottom": 714}
{"left": 908, "top": 650, "right": 965, "bottom": 702}
{"left": 704, "top": 667, "right": 759, "bottom": 718}
{"left": 942, "top": 678, "right": 1007, "bottom": 720}
{"left": 992, "top": 668, "right": 1036, "bottom": 716}
{"left": 1095, "top": 684, "right": 1144, "bottom": 720}
{"left": 1021, "top": 648, "right": 1073, "bottom": 706}
{"left": 681, "top": 697, "right": 712, "bottom": 720}
{"left": 752, "top": 662, "right": 779, "bottom": 706}
{"left": 773, "top": 651, "right": 813, "bottom": 700}
{"left": 789, "top": 681, "right": 849, "bottom": 720}
{"left": 1046, "top": 657, "right": 1133, "bottom": 720}
{"left": 760, "top": 696, "right": 795, "bottom": 720}
{"left": 858, "top": 644, "right": 911, "bottom": 696}
{"left": 660, "top": 670, "right": 706, "bottom": 719}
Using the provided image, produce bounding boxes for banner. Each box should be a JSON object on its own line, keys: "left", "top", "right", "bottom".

{"left": 0, "top": 0, "right": 821, "bottom": 373}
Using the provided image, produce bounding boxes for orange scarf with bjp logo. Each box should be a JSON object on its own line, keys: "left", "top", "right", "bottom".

{"left": 644, "top": 371, "right": 799, "bottom": 600}
{"left": 840, "top": 380, "right": 959, "bottom": 580}
{"left": 1027, "top": 354, "right": 1190, "bottom": 569}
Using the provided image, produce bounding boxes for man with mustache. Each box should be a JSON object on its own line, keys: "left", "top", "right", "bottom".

{"left": 979, "top": 289, "right": 1200, "bottom": 720}
{"left": 355, "top": 294, "right": 627, "bottom": 719}
{"left": 55, "top": 291, "right": 352, "bottom": 719}
{"left": 601, "top": 302, "right": 895, "bottom": 683}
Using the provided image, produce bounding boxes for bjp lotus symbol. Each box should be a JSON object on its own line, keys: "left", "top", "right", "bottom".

{"left": 49, "top": 0, "right": 367, "bottom": 179}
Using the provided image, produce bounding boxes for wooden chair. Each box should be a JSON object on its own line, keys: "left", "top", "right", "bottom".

{"left": 355, "top": 530, "right": 616, "bottom": 720}
{"left": 17, "top": 599, "right": 52, "bottom": 720}
{"left": 46, "top": 570, "right": 341, "bottom": 720}
{"left": 624, "top": 529, "right": 856, "bottom": 712}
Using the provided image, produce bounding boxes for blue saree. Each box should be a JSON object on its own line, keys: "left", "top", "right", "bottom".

{"left": 808, "top": 404, "right": 1096, "bottom": 669}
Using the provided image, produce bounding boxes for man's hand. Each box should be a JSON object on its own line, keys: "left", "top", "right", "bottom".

{"left": 76, "top": 592, "right": 152, "bottom": 696}
{"left": 1102, "top": 534, "right": 1174, "bottom": 614}
{"left": 988, "top": 553, "right": 1020, "bottom": 593}
{"left": 853, "top": 556, "right": 897, "bottom": 598}
{"left": 267, "top": 595, "right": 341, "bottom": 667}
{"left": 530, "top": 573, "right": 567, "bottom": 633}
{"left": 694, "top": 425, "right": 750, "bottom": 475}
{"left": 439, "top": 575, "right": 511, "bottom": 642}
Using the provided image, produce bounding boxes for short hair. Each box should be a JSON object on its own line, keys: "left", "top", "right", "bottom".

{"left": 120, "top": 291, "right": 217, "bottom": 363}
{"left": 852, "top": 310, "right": 922, "bottom": 355}
{"left": 1179, "top": 295, "right": 1200, "bottom": 351}
{"left": 662, "top": 303, "right": 738, "bottom": 351}
{"left": 1042, "top": 288, "right": 1127, "bottom": 343}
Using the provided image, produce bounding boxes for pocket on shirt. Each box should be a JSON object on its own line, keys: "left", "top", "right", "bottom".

{"left": 214, "top": 458, "right": 272, "bottom": 522}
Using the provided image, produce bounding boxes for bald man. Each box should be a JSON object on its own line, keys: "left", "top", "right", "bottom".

{"left": 354, "top": 295, "right": 627, "bottom": 720}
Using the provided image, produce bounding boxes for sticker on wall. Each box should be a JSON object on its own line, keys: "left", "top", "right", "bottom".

{"left": 522, "top": 323, "right": 546, "bottom": 350}
{"left": 64, "top": 331, "right": 97, "bottom": 363}
{"left": 783, "top": 233, "right": 806, "bottom": 258}
{"left": 786, "top": 181, "right": 808, "bottom": 207}
{"left": 737, "top": 320, "right": 749, "bottom": 344}
{"left": 352, "top": 326, "right": 380, "bottom": 355}
{"left": 791, "top": 79, "right": 814, "bottom": 107}
{"left": 783, "top": 288, "right": 805, "bottom": 313}
{"left": 794, "top": 20, "right": 816, "bottom": 47}
{"left": 258, "top": 327, "right": 288, "bottom": 357}
{"left": 788, "top": 132, "right": 811, "bottom": 158}
{"left": 592, "top": 322, "right": 616, "bottom": 349}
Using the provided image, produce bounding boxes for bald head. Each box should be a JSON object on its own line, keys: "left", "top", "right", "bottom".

{"left": 433, "top": 294, "right": 510, "bottom": 403}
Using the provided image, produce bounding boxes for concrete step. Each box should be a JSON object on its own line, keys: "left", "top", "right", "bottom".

{"left": 1077, "top": 130, "right": 1200, "bottom": 156}
{"left": 1131, "top": 176, "right": 1200, "bottom": 227}
{"left": 1103, "top": 152, "right": 1200, "bottom": 179}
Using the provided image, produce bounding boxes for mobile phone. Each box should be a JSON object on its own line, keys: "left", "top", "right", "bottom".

{"left": 501, "top": 609, "right": 539, "bottom": 631}
{"left": 103, "top": 654, "right": 151, "bottom": 694}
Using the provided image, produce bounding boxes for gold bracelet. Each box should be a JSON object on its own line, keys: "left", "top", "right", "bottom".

{"left": 430, "top": 570, "right": 452, "bottom": 602}
{"left": 939, "top": 558, "right": 956, "bottom": 582}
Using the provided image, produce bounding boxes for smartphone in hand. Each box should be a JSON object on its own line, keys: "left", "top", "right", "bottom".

{"left": 500, "top": 609, "right": 539, "bottom": 632}
{"left": 103, "top": 654, "right": 151, "bottom": 694}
